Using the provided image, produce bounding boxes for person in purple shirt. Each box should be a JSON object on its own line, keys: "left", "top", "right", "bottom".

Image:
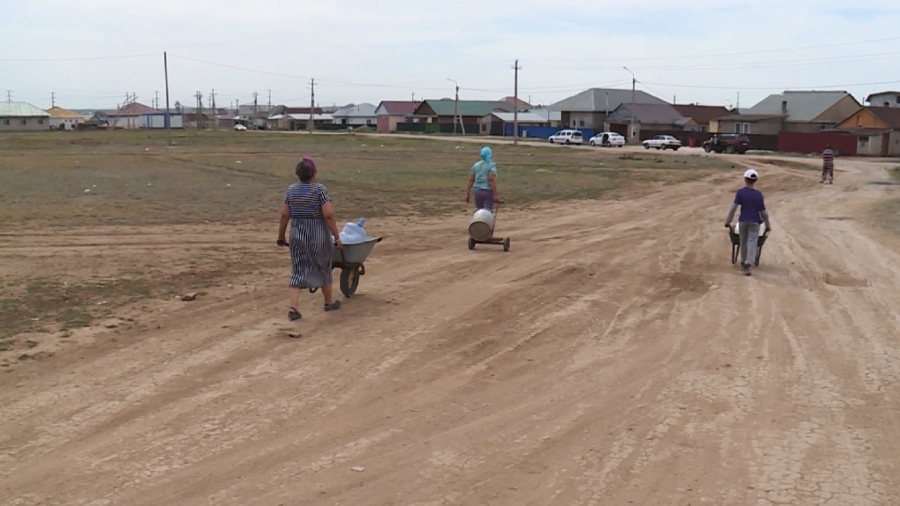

{"left": 724, "top": 169, "right": 772, "bottom": 276}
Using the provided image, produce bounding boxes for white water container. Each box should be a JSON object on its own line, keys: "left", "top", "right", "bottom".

{"left": 734, "top": 222, "right": 766, "bottom": 236}
{"left": 468, "top": 209, "right": 495, "bottom": 241}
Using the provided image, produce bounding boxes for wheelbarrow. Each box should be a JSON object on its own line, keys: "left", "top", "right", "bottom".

{"left": 468, "top": 203, "right": 510, "bottom": 252}
{"left": 296, "top": 237, "right": 383, "bottom": 298}
{"left": 728, "top": 224, "right": 769, "bottom": 267}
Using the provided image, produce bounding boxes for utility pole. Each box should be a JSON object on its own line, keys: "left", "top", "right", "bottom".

{"left": 308, "top": 79, "right": 315, "bottom": 131}
{"left": 211, "top": 89, "right": 217, "bottom": 129}
{"left": 412, "top": 92, "right": 415, "bottom": 102}
{"left": 448, "top": 78, "right": 461, "bottom": 135}
{"left": 268, "top": 89, "right": 272, "bottom": 108}
{"left": 737, "top": 92, "right": 740, "bottom": 110}
{"left": 51, "top": 92, "right": 56, "bottom": 108}
{"left": 5, "top": 90, "right": 11, "bottom": 102}
{"left": 512, "top": 59, "right": 521, "bottom": 144}
{"left": 624, "top": 66, "right": 636, "bottom": 143}
{"left": 252, "top": 92, "right": 258, "bottom": 117}
{"left": 164, "top": 52, "right": 171, "bottom": 144}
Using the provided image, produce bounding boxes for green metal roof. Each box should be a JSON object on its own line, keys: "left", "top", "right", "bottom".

{"left": 0, "top": 101, "right": 51, "bottom": 117}
{"left": 419, "top": 99, "right": 511, "bottom": 117}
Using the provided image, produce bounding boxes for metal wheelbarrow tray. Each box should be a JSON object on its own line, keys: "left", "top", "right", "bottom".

{"left": 332, "top": 237, "right": 382, "bottom": 298}
{"left": 728, "top": 225, "right": 769, "bottom": 267}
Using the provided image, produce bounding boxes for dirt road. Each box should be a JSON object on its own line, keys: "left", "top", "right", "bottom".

{"left": 3, "top": 156, "right": 900, "bottom": 505}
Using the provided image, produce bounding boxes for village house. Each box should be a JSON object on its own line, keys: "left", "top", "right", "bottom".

{"left": 831, "top": 105, "right": 900, "bottom": 156}
{"left": 866, "top": 91, "right": 900, "bottom": 108}
{"left": 265, "top": 107, "right": 328, "bottom": 130}
{"left": 672, "top": 104, "right": 730, "bottom": 133}
{"left": 47, "top": 106, "right": 88, "bottom": 130}
{"left": 332, "top": 103, "right": 378, "bottom": 127}
{"left": 713, "top": 91, "right": 861, "bottom": 135}
{"left": 550, "top": 88, "right": 668, "bottom": 139}
{"left": 0, "top": 102, "right": 50, "bottom": 131}
{"left": 478, "top": 111, "right": 549, "bottom": 136}
{"left": 414, "top": 99, "right": 512, "bottom": 126}
{"left": 605, "top": 103, "right": 694, "bottom": 139}
{"left": 375, "top": 101, "right": 420, "bottom": 132}
{"left": 526, "top": 107, "right": 562, "bottom": 127}
{"left": 107, "top": 102, "right": 167, "bottom": 129}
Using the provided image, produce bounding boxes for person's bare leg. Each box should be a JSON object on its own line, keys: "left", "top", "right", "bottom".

{"left": 322, "top": 284, "right": 333, "bottom": 305}
{"left": 290, "top": 288, "right": 301, "bottom": 310}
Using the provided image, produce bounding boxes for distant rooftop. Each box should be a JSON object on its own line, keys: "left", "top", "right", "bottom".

{"left": 0, "top": 101, "right": 51, "bottom": 117}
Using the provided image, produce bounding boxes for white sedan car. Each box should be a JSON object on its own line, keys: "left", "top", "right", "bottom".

{"left": 589, "top": 132, "right": 626, "bottom": 147}
{"left": 233, "top": 124, "right": 247, "bottom": 131}
{"left": 548, "top": 129, "right": 584, "bottom": 145}
{"left": 643, "top": 135, "right": 682, "bottom": 150}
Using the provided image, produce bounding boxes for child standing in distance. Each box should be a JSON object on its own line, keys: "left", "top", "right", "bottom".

{"left": 821, "top": 145, "right": 835, "bottom": 184}
{"left": 725, "top": 169, "right": 772, "bottom": 276}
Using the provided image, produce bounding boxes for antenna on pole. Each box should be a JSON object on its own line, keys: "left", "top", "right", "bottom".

{"left": 308, "top": 79, "right": 316, "bottom": 131}
{"left": 164, "top": 52, "right": 172, "bottom": 144}
{"left": 512, "top": 59, "right": 521, "bottom": 144}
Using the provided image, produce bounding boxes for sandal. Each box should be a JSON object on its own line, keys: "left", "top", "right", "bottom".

{"left": 324, "top": 301, "right": 341, "bottom": 312}
{"left": 288, "top": 308, "right": 302, "bottom": 321}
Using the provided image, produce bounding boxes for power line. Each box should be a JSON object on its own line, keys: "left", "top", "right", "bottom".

{"left": 0, "top": 53, "right": 159, "bottom": 62}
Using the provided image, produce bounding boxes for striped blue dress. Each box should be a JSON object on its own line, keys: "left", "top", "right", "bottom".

{"left": 284, "top": 182, "right": 334, "bottom": 288}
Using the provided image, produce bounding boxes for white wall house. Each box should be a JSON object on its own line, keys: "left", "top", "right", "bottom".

{"left": 332, "top": 103, "right": 378, "bottom": 126}
{"left": 47, "top": 107, "right": 87, "bottom": 130}
{"left": 867, "top": 91, "right": 900, "bottom": 108}
{"left": 0, "top": 102, "right": 50, "bottom": 131}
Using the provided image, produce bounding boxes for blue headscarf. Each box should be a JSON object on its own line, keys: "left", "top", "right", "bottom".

{"left": 480, "top": 146, "right": 492, "bottom": 163}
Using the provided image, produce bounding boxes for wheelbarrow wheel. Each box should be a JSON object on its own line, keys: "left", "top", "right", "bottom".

{"left": 503, "top": 237, "right": 510, "bottom": 252}
{"left": 340, "top": 266, "right": 362, "bottom": 298}
{"left": 468, "top": 237, "right": 476, "bottom": 250}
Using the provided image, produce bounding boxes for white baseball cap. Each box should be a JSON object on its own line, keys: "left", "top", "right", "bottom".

{"left": 744, "top": 169, "right": 759, "bottom": 180}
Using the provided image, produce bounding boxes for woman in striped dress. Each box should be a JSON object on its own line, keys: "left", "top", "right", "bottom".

{"left": 277, "top": 156, "right": 343, "bottom": 320}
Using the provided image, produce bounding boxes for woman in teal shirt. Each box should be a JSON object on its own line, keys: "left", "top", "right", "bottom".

{"left": 465, "top": 146, "right": 501, "bottom": 211}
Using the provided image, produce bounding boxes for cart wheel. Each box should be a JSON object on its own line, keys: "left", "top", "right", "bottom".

{"left": 503, "top": 237, "right": 510, "bottom": 252}
{"left": 340, "top": 266, "right": 361, "bottom": 298}
{"left": 468, "top": 237, "right": 475, "bottom": 250}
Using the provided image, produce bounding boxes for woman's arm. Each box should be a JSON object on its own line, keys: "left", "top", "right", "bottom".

{"left": 465, "top": 173, "right": 475, "bottom": 203}
{"left": 277, "top": 203, "right": 290, "bottom": 245}
{"left": 489, "top": 173, "right": 500, "bottom": 202}
{"left": 321, "top": 201, "right": 343, "bottom": 249}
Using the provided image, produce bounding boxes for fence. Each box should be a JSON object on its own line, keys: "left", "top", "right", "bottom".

{"left": 395, "top": 122, "right": 479, "bottom": 134}
{"left": 636, "top": 130, "right": 779, "bottom": 151}
{"left": 777, "top": 132, "right": 858, "bottom": 156}
{"left": 520, "top": 126, "right": 595, "bottom": 140}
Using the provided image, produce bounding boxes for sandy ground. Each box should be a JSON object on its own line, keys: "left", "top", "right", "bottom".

{"left": 3, "top": 154, "right": 900, "bottom": 505}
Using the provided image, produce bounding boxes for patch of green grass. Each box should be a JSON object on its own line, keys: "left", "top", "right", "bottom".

{"left": 26, "top": 340, "right": 38, "bottom": 348}
{"left": 0, "top": 338, "right": 14, "bottom": 351}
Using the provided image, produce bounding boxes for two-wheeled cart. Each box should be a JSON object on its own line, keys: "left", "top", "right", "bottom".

{"left": 296, "top": 237, "right": 383, "bottom": 298}
{"left": 468, "top": 205, "right": 510, "bottom": 252}
{"left": 728, "top": 224, "right": 769, "bottom": 267}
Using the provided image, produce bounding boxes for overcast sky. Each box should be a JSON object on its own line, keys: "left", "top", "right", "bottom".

{"left": 2, "top": 0, "right": 900, "bottom": 111}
